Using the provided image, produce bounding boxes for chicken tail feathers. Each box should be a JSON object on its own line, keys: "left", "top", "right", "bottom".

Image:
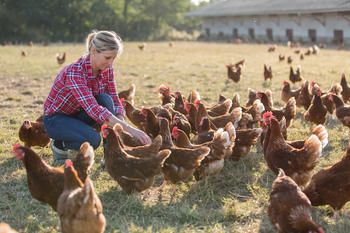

{"left": 312, "top": 125, "right": 328, "bottom": 149}
{"left": 304, "top": 134, "right": 322, "bottom": 158}
{"left": 285, "top": 97, "right": 297, "bottom": 121}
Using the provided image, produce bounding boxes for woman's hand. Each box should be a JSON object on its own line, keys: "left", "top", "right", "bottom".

{"left": 126, "top": 126, "right": 152, "bottom": 145}
{"left": 106, "top": 114, "right": 151, "bottom": 145}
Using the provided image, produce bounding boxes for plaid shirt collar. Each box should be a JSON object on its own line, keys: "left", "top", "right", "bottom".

{"left": 83, "top": 54, "right": 95, "bottom": 79}
{"left": 83, "top": 54, "right": 109, "bottom": 79}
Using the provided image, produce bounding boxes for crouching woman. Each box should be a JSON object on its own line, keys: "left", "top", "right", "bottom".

{"left": 43, "top": 30, "right": 151, "bottom": 164}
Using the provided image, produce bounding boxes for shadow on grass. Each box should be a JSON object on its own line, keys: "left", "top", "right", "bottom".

{"left": 97, "top": 151, "right": 268, "bottom": 232}
{"left": 0, "top": 172, "right": 60, "bottom": 232}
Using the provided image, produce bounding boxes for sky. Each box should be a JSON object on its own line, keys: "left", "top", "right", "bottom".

{"left": 191, "top": 0, "right": 209, "bottom": 5}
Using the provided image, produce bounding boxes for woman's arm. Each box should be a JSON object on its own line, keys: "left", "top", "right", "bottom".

{"left": 106, "top": 68, "right": 125, "bottom": 116}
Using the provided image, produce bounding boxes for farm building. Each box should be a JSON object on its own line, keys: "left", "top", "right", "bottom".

{"left": 188, "top": 0, "right": 350, "bottom": 44}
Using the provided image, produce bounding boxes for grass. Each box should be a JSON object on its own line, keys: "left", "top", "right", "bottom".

{"left": 1, "top": 41, "right": 350, "bottom": 232}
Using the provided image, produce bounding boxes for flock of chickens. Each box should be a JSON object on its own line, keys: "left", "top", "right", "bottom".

{"left": 8, "top": 44, "right": 350, "bottom": 233}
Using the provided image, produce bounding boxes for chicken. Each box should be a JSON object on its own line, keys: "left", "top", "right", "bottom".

{"left": 218, "top": 94, "right": 227, "bottom": 104}
{"left": 12, "top": 142, "right": 94, "bottom": 211}
{"left": 102, "top": 124, "right": 165, "bottom": 159}
{"left": 287, "top": 56, "right": 293, "bottom": 64}
{"left": 278, "top": 54, "right": 285, "bottom": 61}
{"left": 172, "top": 123, "right": 236, "bottom": 180}
{"left": 230, "top": 127, "right": 263, "bottom": 161}
{"left": 231, "top": 93, "right": 241, "bottom": 109}
{"left": 329, "top": 93, "right": 350, "bottom": 127}
{"left": 113, "top": 123, "right": 143, "bottom": 147}
{"left": 21, "top": 50, "right": 27, "bottom": 57}
{"left": 187, "top": 90, "right": 200, "bottom": 103}
{"left": 264, "top": 64, "right": 273, "bottom": 81}
{"left": 304, "top": 87, "right": 327, "bottom": 125}
{"left": 138, "top": 43, "right": 146, "bottom": 51}
{"left": 0, "top": 223, "right": 18, "bottom": 233}
{"left": 254, "top": 90, "right": 274, "bottom": 109}
{"left": 236, "top": 99, "right": 264, "bottom": 130}
{"left": 118, "top": 84, "right": 136, "bottom": 106}
{"left": 207, "top": 99, "right": 232, "bottom": 117}
{"left": 102, "top": 125, "right": 171, "bottom": 193}
{"left": 57, "top": 160, "right": 106, "bottom": 233}
{"left": 340, "top": 73, "right": 350, "bottom": 103}
{"left": 56, "top": 52, "right": 66, "bottom": 65}
{"left": 122, "top": 100, "right": 146, "bottom": 130}
{"left": 158, "top": 84, "right": 174, "bottom": 106}
{"left": 312, "top": 45, "right": 320, "bottom": 54}
{"left": 18, "top": 115, "right": 50, "bottom": 147}
{"left": 246, "top": 88, "right": 257, "bottom": 107}
{"left": 185, "top": 102, "right": 198, "bottom": 133}
{"left": 296, "top": 80, "right": 313, "bottom": 110}
{"left": 158, "top": 118, "right": 210, "bottom": 183}
{"left": 284, "top": 125, "right": 328, "bottom": 151}
{"left": 305, "top": 47, "right": 312, "bottom": 56}
{"left": 141, "top": 107, "right": 160, "bottom": 138}
{"left": 258, "top": 92, "right": 296, "bottom": 128}
{"left": 268, "top": 45, "right": 276, "bottom": 52}
{"left": 263, "top": 112, "right": 326, "bottom": 187}
{"left": 226, "top": 63, "right": 242, "bottom": 83}
{"left": 268, "top": 169, "right": 324, "bottom": 233}
{"left": 321, "top": 83, "right": 343, "bottom": 114}
{"left": 281, "top": 80, "right": 301, "bottom": 103}
{"left": 191, "top": 117, "right": 215, "bottom": 144}
{"left": 289, "top": 66, "right": 303, "bottom": 84}
{"left": 260, "top": 117, "right": 288, "bottom": 147}
{"left": 171, "top": 112, "right": 192, "bottom": 137}
{"left": 173, "top": 91, "right": 188, "bottom": 115}
{"left": 303, "top": 142, "right": 350, "bottom": 212}
{"left": 197, "top": 102, "right": 242, "bottom": 129}
{"left": 300, "top": 53, "right": 304, "bottom": 60}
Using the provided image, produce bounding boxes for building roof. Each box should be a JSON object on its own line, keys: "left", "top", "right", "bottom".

{"left": 187, "top": 0, "right": 350, "bottom": 17}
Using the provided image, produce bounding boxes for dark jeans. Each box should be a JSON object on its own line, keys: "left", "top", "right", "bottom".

{"left": 43, "top": 93, "right": 115, "bottom": 150}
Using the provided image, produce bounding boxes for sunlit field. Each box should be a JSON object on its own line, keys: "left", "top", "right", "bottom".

{"left": 1, "top": 41, "right": 350, "bottom": 232}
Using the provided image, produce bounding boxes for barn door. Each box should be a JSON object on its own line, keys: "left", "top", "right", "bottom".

{"left": 266, "top": 28, "right": 273, "bottom": 41}
{"left": 308, "top": 29, "right": 317, "bottom": 42}
{"left": 334, "top": 30, "right": 344, "bottom": 44}
{"left": 286, "top": 29, "right": 293, "bottom": 41}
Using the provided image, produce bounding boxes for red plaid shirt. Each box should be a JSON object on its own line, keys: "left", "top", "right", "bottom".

{"left": 44, "top": 54, "right": 124, "bottom": 124}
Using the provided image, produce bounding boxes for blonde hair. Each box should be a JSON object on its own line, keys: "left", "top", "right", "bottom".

{"left": 86, "top": 30, "right": 123, "bottom": 57}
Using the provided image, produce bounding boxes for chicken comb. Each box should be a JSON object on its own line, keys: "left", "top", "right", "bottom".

{"left": 12, "top": 143, "right": 22, "bottom": 152}
{"left": 101, "top": 124, "right": 108, "bottom": 132}
{"left": 318, "top": 227, "right": 325, "bottom": 233}
{"left": 184, "top": 101, "right": 190, "bottom": 113}
{"left": 255, "top": 91, "right": 261, "bottom": 98}
{"left": 174, "top": 91, "right": 181, "bottom": 97}
{"left": 262, "top": 111, "right": 273, "bottom": 119}
{"left": 140, "top": 107, "right": 147, "bottom": 116}
{"left": 101, "top": 124, "right": 109, "bottom": 138}
{"left": 328, "top": 94, "right": 334, "bottom": 101}
{"left": 119, "top": 98, "right": 125, "bottom": 103}
{"left": 65, "top": 159, "right": 73, "bottom": 168}
{"left": 158, "top": 84, "right": 169, "bottom": 92}
{"left": 171, "top": 126, "right": 179, "bottom": 138}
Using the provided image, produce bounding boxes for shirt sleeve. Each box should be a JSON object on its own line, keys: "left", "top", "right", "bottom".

{"left": 107, "top": 68, "right": 125, "bottom": 116}
{"left": 66, "top": 69, "right": 113, "bottom": 124}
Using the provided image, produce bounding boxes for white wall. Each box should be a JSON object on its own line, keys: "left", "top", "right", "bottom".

{"left": 202, "top": 12, "right": 350, "bottom": 44}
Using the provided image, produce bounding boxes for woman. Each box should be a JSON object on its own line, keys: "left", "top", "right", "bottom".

{"left": 43, "top": 30, "right": 151, "bottom": 164}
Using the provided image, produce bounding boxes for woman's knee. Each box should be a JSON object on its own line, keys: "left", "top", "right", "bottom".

{"left": 95, "top": 94, "right": 114, "bottom": 113}
{"left": 88, "top": 132, "right": 102, "bottom": 149}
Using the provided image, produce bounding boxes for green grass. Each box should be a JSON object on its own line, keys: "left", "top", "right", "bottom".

{"left": 1, "top": 42, "right": 350, "bottom": 232}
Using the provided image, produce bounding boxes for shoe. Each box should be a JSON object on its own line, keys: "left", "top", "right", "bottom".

{"left": 50, "top": 140, "right": 80, "bottom": 165}
{"left": 51, "top": 140, "right": 68, "bottom": 165}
